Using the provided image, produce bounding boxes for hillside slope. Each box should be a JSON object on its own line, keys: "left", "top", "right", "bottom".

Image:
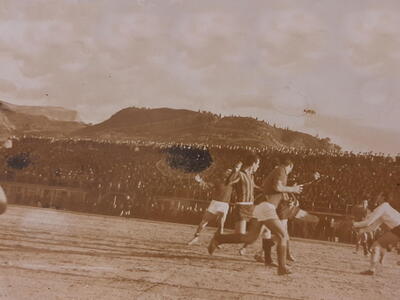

{"left": 0, "top": 101, "right": 86, "bottom": 137}
{"left": 74, "top": 107, "right": 338, "bottom": 150}
{"left": 0, "top": 100, "right": 80, "bottom": 122}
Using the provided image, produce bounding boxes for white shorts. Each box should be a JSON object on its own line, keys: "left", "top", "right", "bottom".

{"left": 207, "top": 200, "right": 229, "bottom": 216}
{"left": 253, "top": 202, "right": 279, "bottom": 221}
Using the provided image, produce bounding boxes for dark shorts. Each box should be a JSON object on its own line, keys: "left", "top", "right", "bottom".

{"left": 390, "top": 225, "right": 400, "bottom": 238}
{"left": 234, "top": 204, "right": 254, "bottom": 222}
{"left": 277, "top": 205, "right": 300, "bottom": 220}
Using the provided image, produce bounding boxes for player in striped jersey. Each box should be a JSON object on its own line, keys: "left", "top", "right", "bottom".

{"left": 233, "top": 153, "right": 260, "bottom": 237}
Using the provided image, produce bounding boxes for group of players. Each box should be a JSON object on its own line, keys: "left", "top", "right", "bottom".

{"left": 187, "top": 153, "right": 312, "bottom": 275}
{"left": 186, "top": 153, "right": 400, "bottom": 276}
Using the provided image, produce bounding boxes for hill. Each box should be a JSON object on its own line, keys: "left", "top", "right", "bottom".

{"left": 0, "top": 101, "right": 86, "bottom": 138}
{"left": 0, "top": 102, "right": 340, "bottom": 150}
{"left": 74, "top": 107, "right": 339, "bottom": 150}
{"left": 0, "top": 100, "right": 80, "bottom": 122}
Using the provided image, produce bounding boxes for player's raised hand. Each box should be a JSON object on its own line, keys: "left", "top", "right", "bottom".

{"left": 292, "top": 183, "right": 303, "bottom": 194}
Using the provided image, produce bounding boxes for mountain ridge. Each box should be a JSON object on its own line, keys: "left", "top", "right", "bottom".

{"left": 0, "top": 101, "right": 340, "bottom": 150}
{"left": 0, "top": 100, "right": 80, "bottom": 122}
{"left": 74, "top": 106, "right": 339, "bottom": 150}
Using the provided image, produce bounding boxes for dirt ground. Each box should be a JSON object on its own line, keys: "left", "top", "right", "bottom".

{"left": 1, "top": 205, "right": 399, "bottom": 300}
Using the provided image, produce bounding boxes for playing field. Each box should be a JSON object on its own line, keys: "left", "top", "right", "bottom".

{"left": 0, "top": 206, "right": 399, "bottom": 300}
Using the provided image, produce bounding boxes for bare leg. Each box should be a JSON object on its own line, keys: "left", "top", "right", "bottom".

{"left": 236, "top": 219, "right": 248, "bottom": 255}
{"left": 367, "top": 243, "right": 383, "bottom": 274}
{"left": 0, "top": 186, "right": 7, "bottom": 215}
{"left": 281, "top": 219, "right": 295, "bottom": 261}
{"left": 209, "top": 218, "right": 262, "bottom": 255}
{"left": 196, "top": 220, "right": 209, "bottom": 235}
{"left": 287, "top": 240, "right": 295, "bottom": 262}
{"left": 188, "top": 211, "right": 215, "bottom": 245}
{"left": 361, "top": 232, "right": 399, "bottom": 275}
{"left": 240, "top": 218, "right": 260, "bottom": 255}
{"left": 379, "top": 248, "right": 386, "bottom": 265}
{"left": 218, "top": 212, "right": 227, "bottom": 234}
{"left": 359, "top": 232, "right": 369, "bottom": 256}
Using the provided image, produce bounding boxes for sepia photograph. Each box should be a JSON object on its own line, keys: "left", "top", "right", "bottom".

{"left": 0, "top": 0, "right": 399, "bottom": 299}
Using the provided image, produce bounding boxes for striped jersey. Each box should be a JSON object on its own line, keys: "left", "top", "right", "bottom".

{"left": 235, "top": 171, "right": 256, "bottom": 204}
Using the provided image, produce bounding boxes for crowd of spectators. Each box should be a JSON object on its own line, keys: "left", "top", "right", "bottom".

{"left": 1, "top": 136, "right": 399, "bottom": 241}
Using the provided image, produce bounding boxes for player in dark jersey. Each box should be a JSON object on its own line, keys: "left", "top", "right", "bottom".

{"left": 187, "top": 162, "right": 242, "bottom": 245}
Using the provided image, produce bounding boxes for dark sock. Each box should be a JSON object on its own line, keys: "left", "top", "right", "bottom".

{"left": 263, "top": 239, "right": 275, "bottom": 264}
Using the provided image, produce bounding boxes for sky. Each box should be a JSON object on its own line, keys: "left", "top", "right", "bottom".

{"left": 0, "top": 0, "right": 399, "bottom": 153}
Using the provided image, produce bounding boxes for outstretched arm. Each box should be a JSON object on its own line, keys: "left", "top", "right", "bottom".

{"left": 271, "top": 168, "right": 303, "bottom": 194}
{"left": 275, "top": 180, "right": 303, "bottom": 194}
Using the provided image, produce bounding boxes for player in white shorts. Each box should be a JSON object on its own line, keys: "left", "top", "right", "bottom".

{"left": 187, "top": 161, "right": 242, "bottom": 245}
{"left": 353, "top": 190, "right": 400, "bottom": 275}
